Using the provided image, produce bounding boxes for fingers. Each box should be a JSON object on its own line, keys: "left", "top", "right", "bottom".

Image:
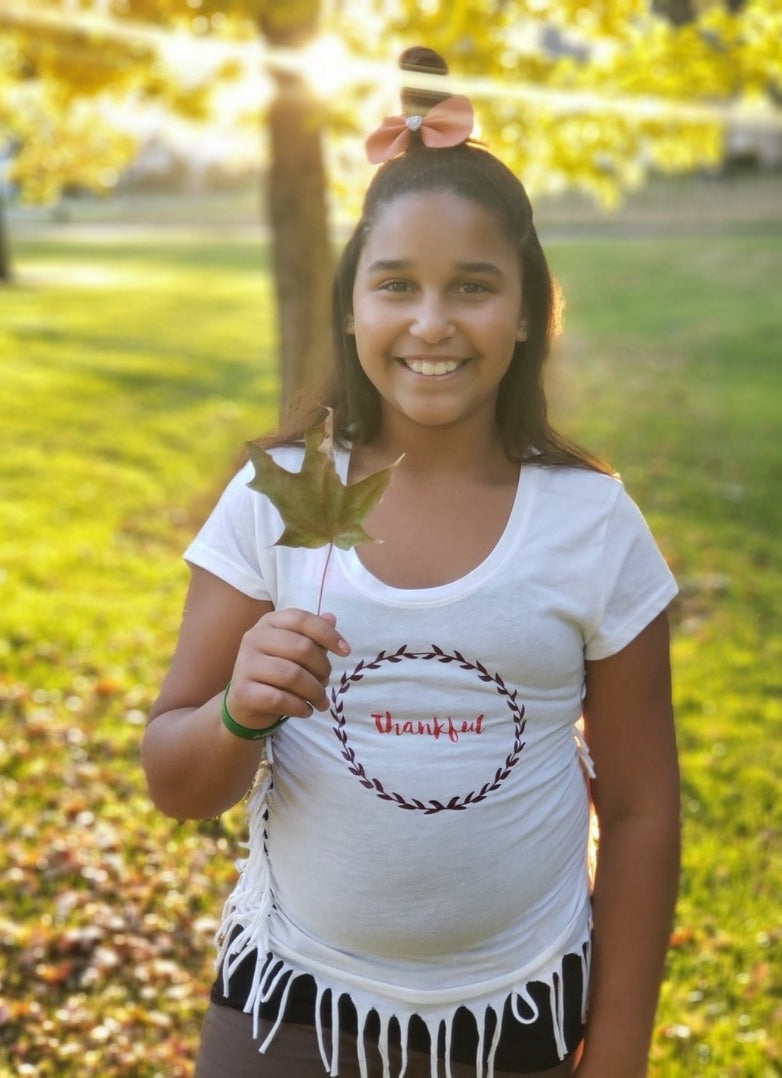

{"left": 278, "top": 609, "right": 350, "bottom": 658}
{"left": 228, "top": 609, "right": 350, "bottom": 728}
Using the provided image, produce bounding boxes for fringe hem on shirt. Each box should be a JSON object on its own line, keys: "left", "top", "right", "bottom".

{"left": 216, "top": 762, "right": 591, "bottom": 1078}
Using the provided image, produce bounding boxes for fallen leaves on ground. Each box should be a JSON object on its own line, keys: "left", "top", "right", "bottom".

{"left": 0, "top": 677, "right": 244, "bottom": 1077}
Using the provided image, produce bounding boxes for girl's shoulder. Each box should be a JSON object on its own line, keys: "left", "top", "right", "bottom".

{"left": 529, "top": 461, "right": 624, "bottom": 506}
{"left": 525, "top": 464, "right": 657, "bottom": 547}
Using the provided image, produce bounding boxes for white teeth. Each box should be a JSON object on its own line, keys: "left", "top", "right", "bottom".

{"left": 405, "top": 359, "right": 460, "bottom": 376}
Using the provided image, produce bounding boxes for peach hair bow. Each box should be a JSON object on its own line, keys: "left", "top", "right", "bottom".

{"left": 365, "top": 95, "right": 474, "bottom": 164}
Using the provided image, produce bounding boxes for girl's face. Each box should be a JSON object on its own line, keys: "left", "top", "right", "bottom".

{"left": 350, "top": 190, "right": 524, "bottom": 441}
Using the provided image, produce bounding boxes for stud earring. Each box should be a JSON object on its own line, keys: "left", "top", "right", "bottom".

{"left": 516, "top": 321, "right": 528, "bottom": 341}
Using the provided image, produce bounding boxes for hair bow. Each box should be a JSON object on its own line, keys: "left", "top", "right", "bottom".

{"left": 365, "top": 95, "right": 474, "bottom": 164}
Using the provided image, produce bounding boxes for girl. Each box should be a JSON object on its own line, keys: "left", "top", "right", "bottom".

{"left": 142, "top": 54, "right": 680, "bottom": 1078}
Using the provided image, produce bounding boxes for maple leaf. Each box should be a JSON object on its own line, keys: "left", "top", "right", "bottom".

{"left": 246, "top": 411, "right": 401, "bottom": 551}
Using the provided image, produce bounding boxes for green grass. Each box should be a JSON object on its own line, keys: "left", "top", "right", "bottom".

{"left": 547, "top": 228, "right": 782, "bottom": 1077}
{"left": 1, "top": 213, "right": 781, "bottom": 1076}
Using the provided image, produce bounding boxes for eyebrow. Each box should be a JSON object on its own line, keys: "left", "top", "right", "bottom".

{"left": 366, "top": 259, "right": 505, "bottom": 276}
{"left": 366, "top": 259, "right": 411, "bottom": 273}
{"left": 458, "top": 261, "right": 505, "bottom": 276}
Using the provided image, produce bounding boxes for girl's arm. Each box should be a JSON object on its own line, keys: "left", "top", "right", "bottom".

{"left": 576, "top": 611, "right": 680, "bottom": 1078}
{"left": 140, "top": 566, "right": 350, "bottom": 820}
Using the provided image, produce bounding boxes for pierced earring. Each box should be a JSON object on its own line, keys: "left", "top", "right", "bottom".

{"left": 345, "top": 315, "right": 355, "bottom": 333}
{"left": 516, "top": 321, "right": 528, "bottom": 341}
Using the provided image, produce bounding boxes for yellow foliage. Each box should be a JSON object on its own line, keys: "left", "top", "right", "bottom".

{"left": 1, "top": 0, "right": 780, "bottom": 207}
{"left": 379, "top": 0, "right": 782, "bottom": 204}
{"left": 0, "top": 0, "right": 224, "bottom": 202}
{"left": 641, "top": 116, "right": 724, "bottom": 173}
{"left": 20, "top": 36, "right": 149, "bottom": 99}
{"left": 8, "top": 86, "right": 136, "bottom": 202}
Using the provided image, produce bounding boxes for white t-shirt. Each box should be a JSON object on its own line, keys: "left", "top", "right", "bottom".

{"left": 185, "top": 447, "right": 678, "bottom": 1078}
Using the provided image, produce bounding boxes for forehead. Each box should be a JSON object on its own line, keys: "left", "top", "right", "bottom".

{"left": 359, "top": 189, "right": 518, "bottom": 268}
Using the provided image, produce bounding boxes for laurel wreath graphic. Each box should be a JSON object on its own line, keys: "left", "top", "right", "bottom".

{"left": 330, "top": 644, "right": 526, "bottom": 814}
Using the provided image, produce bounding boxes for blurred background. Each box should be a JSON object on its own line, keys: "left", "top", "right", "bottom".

{"left": 1, "top": 2, "right": 781, "bottom": 1076}
{"left": 2, "top": 0, "right": 782, "bottom": 397}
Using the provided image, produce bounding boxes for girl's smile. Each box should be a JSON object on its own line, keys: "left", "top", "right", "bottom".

{"left": 350, "top": 190, "right": 524, "bottom": 439}
{"left": 398, "top": 356, "right": 466, "bottom": 376}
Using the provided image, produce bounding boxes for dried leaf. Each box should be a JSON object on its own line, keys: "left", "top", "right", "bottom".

{"left": 246, "top": 412, "right": 401, "bottom": 550}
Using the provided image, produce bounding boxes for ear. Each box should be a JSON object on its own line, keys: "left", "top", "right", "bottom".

{"left": 516, "top": 320, "right": 528, "bottom": 342}
{"left": 345, "top": 314, "right": 355, "bottom": 334}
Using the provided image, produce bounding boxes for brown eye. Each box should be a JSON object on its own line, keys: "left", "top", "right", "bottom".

{"left": 379, "top": 279, "right": 414, "bottom": 293}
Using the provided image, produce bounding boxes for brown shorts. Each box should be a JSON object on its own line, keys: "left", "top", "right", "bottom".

{"left": 194, "top": 1002, "right": 579, "bottom": 1077}
{"left": 196, "top": 950, "right": 585, "bottom": 1077}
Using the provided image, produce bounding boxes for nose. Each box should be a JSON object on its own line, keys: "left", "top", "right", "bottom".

{"left": 410, "top": 292, "right": 454, "bottom": 344}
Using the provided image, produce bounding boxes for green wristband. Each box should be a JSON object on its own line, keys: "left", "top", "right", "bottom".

{"left": 220, "top": 682, "right": 289, "bottom": 741}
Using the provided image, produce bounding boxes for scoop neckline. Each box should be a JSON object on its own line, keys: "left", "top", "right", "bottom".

{"left": 333, "top": 448, "right": 537, "bottom": 608}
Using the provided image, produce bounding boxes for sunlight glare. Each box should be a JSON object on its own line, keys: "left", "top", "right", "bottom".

{"left": 300, "top": 34, "right": 355, "bottom": 97}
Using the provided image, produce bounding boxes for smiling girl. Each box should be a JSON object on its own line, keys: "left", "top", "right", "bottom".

{"left": 142, "top": 48, "right": 680, "bottom": 1078}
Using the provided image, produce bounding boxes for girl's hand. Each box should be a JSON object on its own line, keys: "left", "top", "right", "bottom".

{"left": 225, "top": 608, "right": 351, "bottom": 731}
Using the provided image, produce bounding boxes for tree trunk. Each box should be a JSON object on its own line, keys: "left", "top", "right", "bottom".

{"left": 260, "top": 6, "right": 333, "bottom": 415}
{"left": 0, "top": 193, "right": 12, "bottom": 282}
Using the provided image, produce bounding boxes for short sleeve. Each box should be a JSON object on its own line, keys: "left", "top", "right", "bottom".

{"left": 184, "top": 462, "right": 275, "bottom": 602}
{"left": 584, "top": 487, "right": 678, "bottom": 661}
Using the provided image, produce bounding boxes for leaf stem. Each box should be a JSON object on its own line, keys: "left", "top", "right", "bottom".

{"left": 317, "top": 542, "right": 334, "bottom": 616}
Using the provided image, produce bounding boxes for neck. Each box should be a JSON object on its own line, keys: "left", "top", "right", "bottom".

{"left": 363, "top": 413, "right": 512, "bottom": 481}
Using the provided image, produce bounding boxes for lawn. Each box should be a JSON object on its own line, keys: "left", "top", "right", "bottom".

{"left": 1, "top": 198, "right": 780, "bottom": 1076}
